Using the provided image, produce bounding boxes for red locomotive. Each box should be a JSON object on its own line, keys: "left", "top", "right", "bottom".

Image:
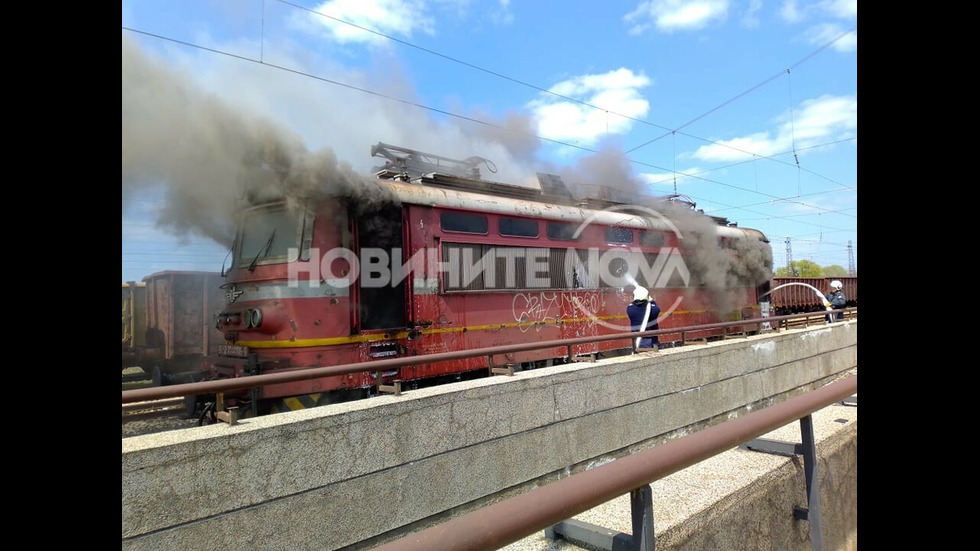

{"left": 194, "top": 143, "right": 775, "bottom": 418}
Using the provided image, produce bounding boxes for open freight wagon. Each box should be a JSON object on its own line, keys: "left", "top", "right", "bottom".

{"left": 121, "top": 271, "right": 225, "bottom": 386}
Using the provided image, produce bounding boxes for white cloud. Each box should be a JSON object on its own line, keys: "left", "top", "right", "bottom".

{"left": 742, "top": 0, "right": 763, "bottom": 28}
{"left": 691, "top": 94, "right": 856, "bottom": 162}
{"left": 527, "top": 69, "right": 651, "bottom": 146}
{"left": 780, "top": 0, "right": 857, "bottom": 24}
{"left": 624, "top": 0, "right": 729, "bottom": 35}
{"left": 824, "top": 0, "right": 857, "bottom": 19}
{"left": 639, "top": 167, "right": 706, "bottom": 189}
{"left": 779, "top": 0, "right": 804, "bottom": 23}
{"left": 307, "top": 0, "right": 436, "bottom": 44}
{"left": 785, "top": 94, "right": 857, "bottom": 141}
{"left": 806, "top": 23, "right": 857, "bottom": 52}
{"left": 779, "top": 1, "right": 857, "bottom": 54}
{"left": 491, "top": 0, "right": 514, "bottom": 25}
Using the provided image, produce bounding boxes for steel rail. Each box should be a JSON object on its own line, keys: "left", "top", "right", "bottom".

{"left": 370, "top": 374, "right": 857, "bottom": 551}
{"left": 122, "top": 309, "right": 855, "bottom": 404}
{"left": 121, "top": 397, "right": 183, "bottom": 414}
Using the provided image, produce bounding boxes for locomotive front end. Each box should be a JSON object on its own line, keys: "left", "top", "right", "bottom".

{"left": 201, "top": 199, "right": 348, "bottom": 417}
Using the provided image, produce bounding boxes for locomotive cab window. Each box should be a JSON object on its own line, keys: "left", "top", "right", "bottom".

{"left": 237, "top": 204, "right": 312, "bottom": 268}
{"left": 499, "top": 217, "right": 539, "bottom": 237}
{"left": 440, "top": 212, "right": 488, "bottom": 234}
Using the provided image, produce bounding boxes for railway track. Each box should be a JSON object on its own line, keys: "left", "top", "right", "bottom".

{"left": 780, "top": 311, "right": 855, "bottom": 329}
{"left": 122, "top": 397, "right": 184, "bottom": 421}
{"left": 122, "top": 397, "right": 202, "bottom": 438}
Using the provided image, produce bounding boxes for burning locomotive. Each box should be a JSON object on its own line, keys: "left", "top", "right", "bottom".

{"left": 191, "top": 142, "right": 774, "bottom": 419}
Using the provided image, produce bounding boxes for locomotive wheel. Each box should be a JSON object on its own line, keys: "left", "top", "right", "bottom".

{"left": 151, "top": 365, "right": 163, "bottom": 387}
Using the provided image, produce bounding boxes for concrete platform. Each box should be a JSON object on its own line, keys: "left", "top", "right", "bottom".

{"left": 123, "top": 321, "right": 857, "bottom": 551}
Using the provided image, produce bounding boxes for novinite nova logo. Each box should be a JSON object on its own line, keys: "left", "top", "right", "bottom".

{"left": 286, "top": 203, "right": 690, "bottom": 331}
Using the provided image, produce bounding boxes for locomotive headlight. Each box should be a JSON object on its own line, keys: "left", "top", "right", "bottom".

{"left": 245, "top": 308, "right": 263, "bottom": 329}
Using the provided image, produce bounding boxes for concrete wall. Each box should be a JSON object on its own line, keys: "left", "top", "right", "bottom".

{"left": 652, "top": 398, "right": 857, "bottom": 551}
{"left": 523, "top": 396, "right": 857, "bottom": 551}
{"left": 122, "top": 321, "right": 857, "bottom": 551}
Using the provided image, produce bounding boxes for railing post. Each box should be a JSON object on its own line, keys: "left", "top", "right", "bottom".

{"left": 630, "top": 485, "right": 655, "bottom": 551}
{"left": 742, "top": 413, "right": 824, "bottom": 551}
{"left": 793, "top": 414, "right": 823, "bottom": 551}
{"left": 376, "top": 371, "right": 402, "bottom": 396}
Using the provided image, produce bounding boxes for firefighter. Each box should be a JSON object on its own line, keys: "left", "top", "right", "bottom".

{"left": 627, "top": 286, "right": 661, "bottom": 351}
{"left": 824, "top": 280, "right": 846, "bottom": 322}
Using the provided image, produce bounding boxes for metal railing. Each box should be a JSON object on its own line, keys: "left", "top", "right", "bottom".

{"left": 369, "top": 374, "right": 858, "bottom": 551}
{"left": 122, "top": 308, "right": 856, "bottom": 404}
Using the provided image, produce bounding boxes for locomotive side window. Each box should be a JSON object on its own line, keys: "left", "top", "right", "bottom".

{"left": 639, "top": 230, "right": 665, "bottom": 247}
{"left": 679, "top": 231, "right": 703, "bottom": 250}
{"left": 442, "top": 244, "right": 593, "bottom": 291}
{"left": 605, "top": 227, "right": 633, "bottom": 244}
{"left": 546, "top": 222, "right": 581, "bottom": 241}
{"left": 440, "top": 212, "right": 488, "bottom": 234}
{"left": 443, "top": 243, "right": 486, "bottom": 291}
{"left": 499, "top": 217, "right": 539, "bottom": 237}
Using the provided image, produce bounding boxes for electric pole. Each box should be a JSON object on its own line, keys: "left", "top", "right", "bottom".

{"left": 785, "top": 237, "right": 796, "bottom": 276}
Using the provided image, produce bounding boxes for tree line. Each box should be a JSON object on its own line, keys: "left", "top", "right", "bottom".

{"left": 773, "top": 260, "right": 851, "bottom": 278}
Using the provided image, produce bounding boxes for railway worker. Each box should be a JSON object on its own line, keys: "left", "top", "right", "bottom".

{"left": 824, "top": 280, "right": 846, "bottom": 322}
{"left": 627, "top": 286, "right": 661, "bottom": 352}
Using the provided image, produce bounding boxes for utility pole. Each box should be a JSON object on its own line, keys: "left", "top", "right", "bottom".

{"left": 847, "top": 240, "right": 855, "bottom": 276}
{"left": 785, "top": 237, "right": 796, "bottom": 276}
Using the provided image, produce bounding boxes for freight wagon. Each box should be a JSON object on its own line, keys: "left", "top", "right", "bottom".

{"left": 766, "top": 276, "right": 857, "bottom": 315}
{"left": 121, "top": 271, "right": 225, "bottom": 386}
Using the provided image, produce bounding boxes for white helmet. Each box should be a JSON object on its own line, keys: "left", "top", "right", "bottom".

{"left": 633, "top": 287, "right": 650, "bottom": 301}
{"left": 830, "top": 280, "right": 843, "bottom": 290}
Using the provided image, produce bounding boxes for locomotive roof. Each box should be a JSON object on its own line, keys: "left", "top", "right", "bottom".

{"left": 379, "top": 176, "right": 768, "bottom": 242}
{"left": 366, "top": 141, "right": 767, "bottom": 242}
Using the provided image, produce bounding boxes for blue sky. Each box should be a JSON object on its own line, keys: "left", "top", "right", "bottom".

{"left": 122, "top": 0, "right": 857, "bottom": 283}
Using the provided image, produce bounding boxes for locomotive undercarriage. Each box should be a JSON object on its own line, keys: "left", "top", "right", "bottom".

{"left": 189, "top": 350, "right": 591, "bottom": 425}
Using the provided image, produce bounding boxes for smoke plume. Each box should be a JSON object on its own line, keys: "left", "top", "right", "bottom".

{"left": 662, "top": 202, "right": 773, "bottom": 315}
{"left": 122, "top": 32, "right": 771, "bottom": 314}
{"left": 123, "top": 34, "right": 395, "bottom": 247}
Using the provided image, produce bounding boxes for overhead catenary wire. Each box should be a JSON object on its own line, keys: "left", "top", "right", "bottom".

{"left": 122, "top": 8, "right": 855, "bottom": 271}
{"left": 121, "top": 24, "right": 853, "bottom": 223}
{"left": 624, "top": 24, "right": 857, "bottom": 155}
{"left": 282, "top": 0, "right": 855, "bottom": 191}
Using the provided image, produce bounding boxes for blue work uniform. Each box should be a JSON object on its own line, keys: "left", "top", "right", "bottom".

{"left": 825, "top": 290, "right": 846, "bottom": 321}
{"left": 627, "top": 299, "right": 661, "bottom": 348}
